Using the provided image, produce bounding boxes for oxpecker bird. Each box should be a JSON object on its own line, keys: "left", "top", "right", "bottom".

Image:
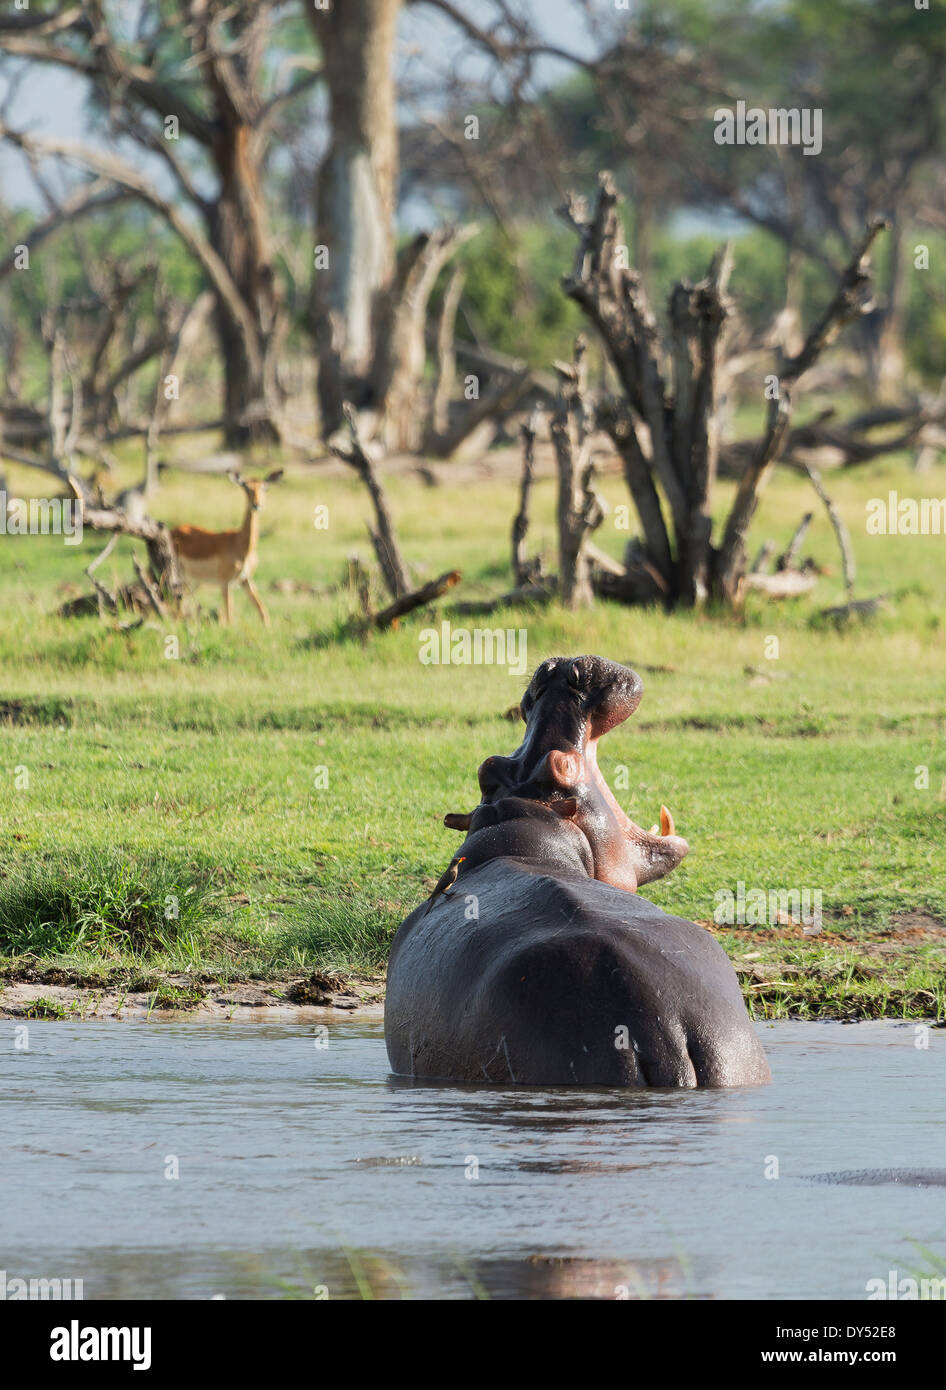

{"left": 423, "top": 856, "right": 466, "bottom": 915}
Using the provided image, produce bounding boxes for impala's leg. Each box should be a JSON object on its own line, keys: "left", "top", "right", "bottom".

{"left": 243, "top": 577, "right": 270, "bottom": 627}
{"left": 221, "top": 583, "right": 233, "bottom": 624}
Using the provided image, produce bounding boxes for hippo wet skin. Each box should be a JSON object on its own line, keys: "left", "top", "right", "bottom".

{"left": 384, "top": 656, "right": 772, "bottom": 1089}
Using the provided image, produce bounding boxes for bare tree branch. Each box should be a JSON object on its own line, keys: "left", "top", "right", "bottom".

{"left": 0, "top": 125, "right": 263, "bottom": 371}
{"left": 0, "top": 179, "right": 130, "bottom": 285}
{"left": 330, "top": 404, "right": 412, "bottom": 600}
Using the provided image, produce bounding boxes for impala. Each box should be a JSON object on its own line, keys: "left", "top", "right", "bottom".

{"left": 171, "top": 469, "right": 283, "bottom": 626}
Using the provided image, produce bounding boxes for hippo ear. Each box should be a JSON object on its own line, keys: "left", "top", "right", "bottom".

{"left": 546, "top": 748, "right": 581, "bottom": 791}
{"left": 444, "top": 812, "right": 473, "bottom": 831}
{"left": 550, "top": 797, "right": 578, "bottom": 820}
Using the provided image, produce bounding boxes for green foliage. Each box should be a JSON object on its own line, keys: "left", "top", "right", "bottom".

{"left": 651, "top": 225, "right": 831, "bottom": 334}
{"left": 0, "top": 850, "right": 214, "bottom": 958}
{"left": 906, "top": 231, "right": 946, "bottom": 379}
{"left": 2, "top": 209, "right": 209, "bottom": 413}
{"left": 449, "top": 214, "right": 946, "bottom": 381}
{"left": 455, "top": 221, "right": 584, "bottom": 365}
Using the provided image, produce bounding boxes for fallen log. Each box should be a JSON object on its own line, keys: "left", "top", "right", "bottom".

{"left": 451, "top": 582, "right": 554, "bottom": 617}
{"left": 73, "top": 491, "right": 182, "bottom": 603}
{"left": 718, "top": 392, "right": 945, "bottom": 479}
{"left": 745, "top": 570, "right": 818, "bottom": 598}
{"left": 816, "top": 595, "right": 891, "bottom": 625}
{"left": 372, "top": 570, "right": 462, "bottom": 630}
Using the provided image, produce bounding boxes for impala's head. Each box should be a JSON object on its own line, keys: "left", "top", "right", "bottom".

{"left": 228, "top": 468, "right": 284, "bottom": 512}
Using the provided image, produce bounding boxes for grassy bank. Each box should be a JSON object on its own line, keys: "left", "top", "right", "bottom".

{"left": 1, "top": 432, "right": 944, "bottom": 1018}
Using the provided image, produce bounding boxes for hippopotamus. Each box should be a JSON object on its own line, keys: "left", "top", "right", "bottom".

{"left": 384, "top": 655, "right": 771, "bottom": 1089}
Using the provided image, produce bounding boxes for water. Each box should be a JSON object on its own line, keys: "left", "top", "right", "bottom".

{"left": 2, "top": 1018, "right": 944, "bottom": 1300}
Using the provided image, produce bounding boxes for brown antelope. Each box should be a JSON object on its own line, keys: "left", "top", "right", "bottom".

{"left": 170, "top": 469, "right": 283, "bottom": 626}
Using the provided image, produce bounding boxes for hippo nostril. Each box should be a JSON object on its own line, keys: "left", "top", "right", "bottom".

{"left": 567, "top": 663, "right": 581, "bottom": 689}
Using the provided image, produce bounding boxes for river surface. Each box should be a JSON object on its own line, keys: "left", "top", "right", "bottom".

{"left": 2, "top": 1018, "right": 944, "bottom": 1300}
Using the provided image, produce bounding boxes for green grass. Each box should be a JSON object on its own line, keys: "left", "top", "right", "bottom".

{"left": 730, "top": 941, "right": 946, "bottom": 1019}
{"left": 1, "top": 425, "right": 944, "bottom": 1016}
{"left": 19, "top": 996, "right": 73, "bottom": 1020}
{"left": 0, "top": 849, "right": 214, "bottom": 957}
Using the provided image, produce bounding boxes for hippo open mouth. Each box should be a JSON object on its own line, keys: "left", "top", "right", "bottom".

{"left": 578, "top": 714, "right": 689, "bottom": 890}
{"left": 449, "top": 656, "right": 689, "bottom": 892}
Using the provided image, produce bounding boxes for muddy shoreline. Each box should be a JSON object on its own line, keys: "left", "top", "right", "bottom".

{"left": 0, "top": 971, "right": 384, "bottom": 1022}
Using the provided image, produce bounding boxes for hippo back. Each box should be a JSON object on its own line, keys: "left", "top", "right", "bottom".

{"left": 384, "top": 860, "right": 771, "bottom": 1088}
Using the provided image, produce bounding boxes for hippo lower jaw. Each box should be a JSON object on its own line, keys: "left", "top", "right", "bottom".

{"left": 581, "top": 735, "right": 689, "bottom": 890}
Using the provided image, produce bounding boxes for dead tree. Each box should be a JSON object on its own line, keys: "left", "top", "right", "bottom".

{"left": 329, "top": 404, "right": 411, "bottom": 599}
{"left": 369, "top": 223, "right": 480, "bottom": 452}
{"left": 139, "top": 290, "right": 215, "bottom": 502}
{"left": 0, "top": 2, "right": 321, "bottom": 444}
{"left": 801, "top": 461, "right": 856, "bottom": 596}
{"left": 0, "top": 270, "right": 210, "bottom": 508}
{"left": 776, "top": 513, "right": 814, "bottom": 572}
{"left": 318, "top": 216, "right": 531, "bottom": 458}
{"left": 424, "top": 358, "right": 536, "bottom": 462}
{"left": 57, "top": 480, "right": 184, "bottom": 620}
{"left": 308, "top": 0, "right": 557, "bottom": 444}
{"left": 430, "top": 265, "right": 465, "bottom": 440}
{"left": 511, "top": 408, "right": 544, "bottom": 587}
{"left": 719, "top": 393, "right": 946, "bottom": 478}
{"left": 0, "top": 321, "right": 94, "bottom": 499}
{"left": 549, "top": 338, "right": 605, "bottom": 608}
{"left": 558, "top": 172, "right": 885, "bottom": 609}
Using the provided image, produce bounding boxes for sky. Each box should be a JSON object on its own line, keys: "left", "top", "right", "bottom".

{"left": 0, "top": 0, "right": 607, "bottom": 212}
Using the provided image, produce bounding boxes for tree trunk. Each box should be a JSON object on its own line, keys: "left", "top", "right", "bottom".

{"left": 773, "top": 240, "right": 807, "bottom": 358}
{"left": 371, "top": 224, "right": 478, "bottom": 451}
{"left": 550, "top": 343, "right": 604, "bottom": 609}
{"left": 207, "top": 124, "right": 287, "bottom": 447}
{"left": 668, "top": 243, "right": 733, "bottom": 607}
{"left": 309, "top": 0, "right": 402, "bottom": 435}
{"left": 868, "top": 217, "right": 908, "bottom": 402}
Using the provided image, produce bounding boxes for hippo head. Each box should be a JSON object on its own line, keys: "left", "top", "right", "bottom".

{"left": 446, "top": 656, "right": 689, "bottom": 892}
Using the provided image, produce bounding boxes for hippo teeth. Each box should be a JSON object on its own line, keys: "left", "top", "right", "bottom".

{"left": 648, "top": 806, "right": 676, "bottom": 837}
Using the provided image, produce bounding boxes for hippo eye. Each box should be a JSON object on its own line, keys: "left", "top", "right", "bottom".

{"left": 567, "top": 663, "right": 581, "bottom": 689}
{"left": 532, "top": 660, "right": 556, "bottom": 693}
